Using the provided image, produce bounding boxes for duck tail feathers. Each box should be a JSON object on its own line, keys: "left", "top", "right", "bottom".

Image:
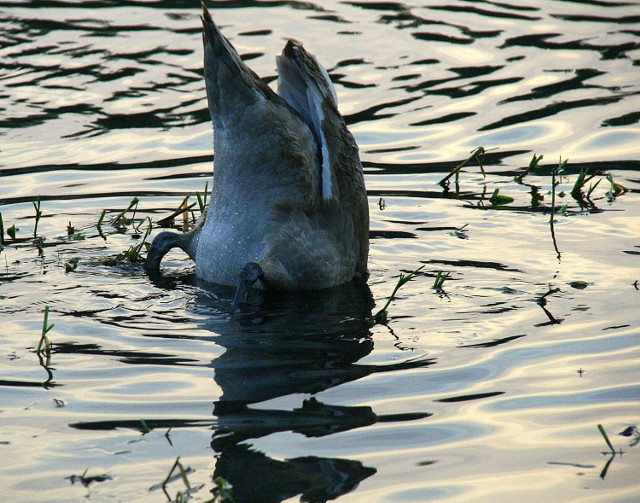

{"left": 201, "top": 3, "right": 273, "bottom": 123}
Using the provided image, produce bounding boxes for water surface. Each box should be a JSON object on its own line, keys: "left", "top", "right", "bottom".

{"left": 1, "top": 1, "right": 639, "bottom": 501}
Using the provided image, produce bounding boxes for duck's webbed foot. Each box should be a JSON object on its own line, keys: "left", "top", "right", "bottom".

{"left": 233, "top": 262, "right": 264, "bottom": 305}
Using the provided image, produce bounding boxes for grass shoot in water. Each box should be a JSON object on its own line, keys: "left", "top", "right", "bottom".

{"left": 196, "top": 181, "right": 209, "bottom": 213}
{"left": 112, "top": 197, "right": 140, "bottom": 229}
{"left": 374, "top": 265, "right": 425, "bottom": 324}
{"left": 515, "top": 153, "right": 543, "bottom": 183}
{"left": 32, "top": 196, "right": 42, "bottom": 238}
{"left": 432, "top": 271, "right": 450, "bottom": 290}
{"left": 105, "top": 217, "right": 153, "bottom": 265}
{"left": 161, "top": 457, "right": 194, "bottom": 502}
{"left": 37, "top": 306, "right": 54, "bottom": 356}
{"left": 598, "top": 424, "right": 616, "bottom": 454}
{"left": 549, "top": 157, "right": 568, "bottom": 259}
{"left": 439, "top": 146, "right": 492, "bottom": 188}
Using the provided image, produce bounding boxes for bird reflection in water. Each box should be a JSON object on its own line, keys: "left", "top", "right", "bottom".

{"left": 67, "top": 282, "right": 433, "bottom": 502}
{"left": 198, "top": 281, "right": 434, "bottom": 502}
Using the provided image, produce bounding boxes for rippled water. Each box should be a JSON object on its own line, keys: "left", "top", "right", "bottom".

{"left": 1, "top": 1, "right": 639, "bottom": 501}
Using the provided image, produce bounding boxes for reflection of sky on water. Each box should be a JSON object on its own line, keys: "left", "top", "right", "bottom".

{"left": 1, "top": 0, "right": 639, "bottom": 501}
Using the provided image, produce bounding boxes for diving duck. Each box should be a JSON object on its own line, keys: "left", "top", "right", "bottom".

{"left": 145, "top": 4, "right": 369, "bottom": 303}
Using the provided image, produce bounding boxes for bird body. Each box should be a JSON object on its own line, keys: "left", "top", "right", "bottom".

{"left": 146, "top": 4, "right": 368, "bottom": 300}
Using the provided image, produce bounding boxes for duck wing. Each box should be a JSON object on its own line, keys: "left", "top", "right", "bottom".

{"left": 200, "top": 4, "right": 320, "bottom": 205}
{"left": 277, "top": 41, "right": 369, "bottom": 273}
{"left": 276, "top": 41, "right": 338, "bottom": 200}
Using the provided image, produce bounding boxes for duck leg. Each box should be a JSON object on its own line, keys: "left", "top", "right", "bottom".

{"left": 233, "top": 262, "right": 264, "bottom": 305}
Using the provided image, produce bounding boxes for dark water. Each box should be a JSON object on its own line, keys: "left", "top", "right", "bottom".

{"left": 1, "top": 1, "right": 639, "bottom": 501}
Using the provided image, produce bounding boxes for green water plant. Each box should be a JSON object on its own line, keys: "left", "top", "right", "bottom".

{"left": 7, "top": 224, "right": 18, "bottom": 240}
{"left": 139, "top": 419, "right": 152, "bottom": 435}
{"left": 569, "top": 167, "right": 603, "bottom": 210}
{"left": 104, "top": 217, "right": 153, "bottom": 265}
{"left": 549, "top": 157, "right": 568, "bottom": 258}
{"left": 96, "top": 209, "right": 108, "bottom": 239}
{"left": 515, "top": 153, "right": 543, "bottom": 183}
{"left": 571, "top": 167, "right": 600, "bottom": 198}
{"left": 605, "top": 173, "right": 628, "bottom": 202}
{"left": 597, "top": 423, "right": 622, "bottom": 479}
{"left": 432, "top": 271, "right": 450, "bottom": 290}
{"left": 489, "top": 188, "right": 514, "bottom": 206}
{"left": 196, "top": 181, "right": 209, "bottom": 213}
{"left": 598, "top": 424, "right": 616, "bottom": 454}
{"left": 67, "top": 468, "right": 112, "bottom": 487}
{"left": 439, "top": 146, "right": 493, "bottom": 188}
{"left": 210, "top": 476, "right": 234, "bottom": 502}
{"left": 64, "top": 257, "right": 79, "bottom": 273}
{"left": 33, "top": 197, "right": 43, "bottom": 238}
{"left": 156, "top": 199, "right": 197, "bottom": 228}
{"left": 112, "top": 197, "right": 140, "bottom": 229}
{"left": 97, "top": 209, "right": 107, "bottom": 227}
{"left": 37, "top": 306, "right": 54, "bottom": 356}
{"left": 374, "top": 265, "right": 425, "bottom": 324}
{"left": 161, "top": 456, "right": 197, "bottom": 502}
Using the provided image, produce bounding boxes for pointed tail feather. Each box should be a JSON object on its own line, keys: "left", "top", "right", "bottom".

{"left": 201, "top": 3, "right": 273, "bottom": 126}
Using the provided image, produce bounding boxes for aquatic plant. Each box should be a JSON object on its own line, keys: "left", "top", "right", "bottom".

{"left": 7, "top": 224, "right": 18, "bottom": 240}
{"left": 160, "top": 457, "right": 203, "bottom": 502}
{"left": 549, "top": 157, "right": 568, "bottom": 258}
{"left": 32, "top": 196, "right": 42, "bottom": 238}
{"left": 67, "top": 468, "right": 112, "bottom": 487}
{"left": 159, "top": 184, "right": 211, "bottom": 236}
{"left": 211, "top": 476, "right": 234, "bottom": 502}
{"left": 196, "top": 181, "right": 209, "bottom": 213}
{"left": 439, "top": 146, "right": 492, "bottom": 188}
{"left": 96, "top": 209, "right": 108, "bottom": 239}
{"left": 112, "top": 197, "right": 139, "bottom": 229}
{"left": 598, "top": 424, "right": 616, "bottom": 454}
{"left": 571, "top": 167, "right": 600, "bottom": 198}
{"left": 139, "top": 419, "right": 152, "bottom": 434}
{"left": 156, "top": 201, "right": 197, "bottom": 229}
{"left": 374, "top": 265, "right": 425, "bottom": 324}
{"left": 515, "top": 153, "right": 543, "bottom": 183}
{"left": 104, "top": 217, "right": 153, "bottom": 265}
{"left": 37, "top": 306, "right": 54, "bottom": 356}
{"left": 432, "top": 271, "right": 450, "bottom": 290}
{"left": 489, "top": 188, "right": 514, "bottom": 206}
{"left": 64, "top": 257, "right": 79, "bottom": 273}
{"left": 605, "top": 173, "right": 628, "bottom": 202}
